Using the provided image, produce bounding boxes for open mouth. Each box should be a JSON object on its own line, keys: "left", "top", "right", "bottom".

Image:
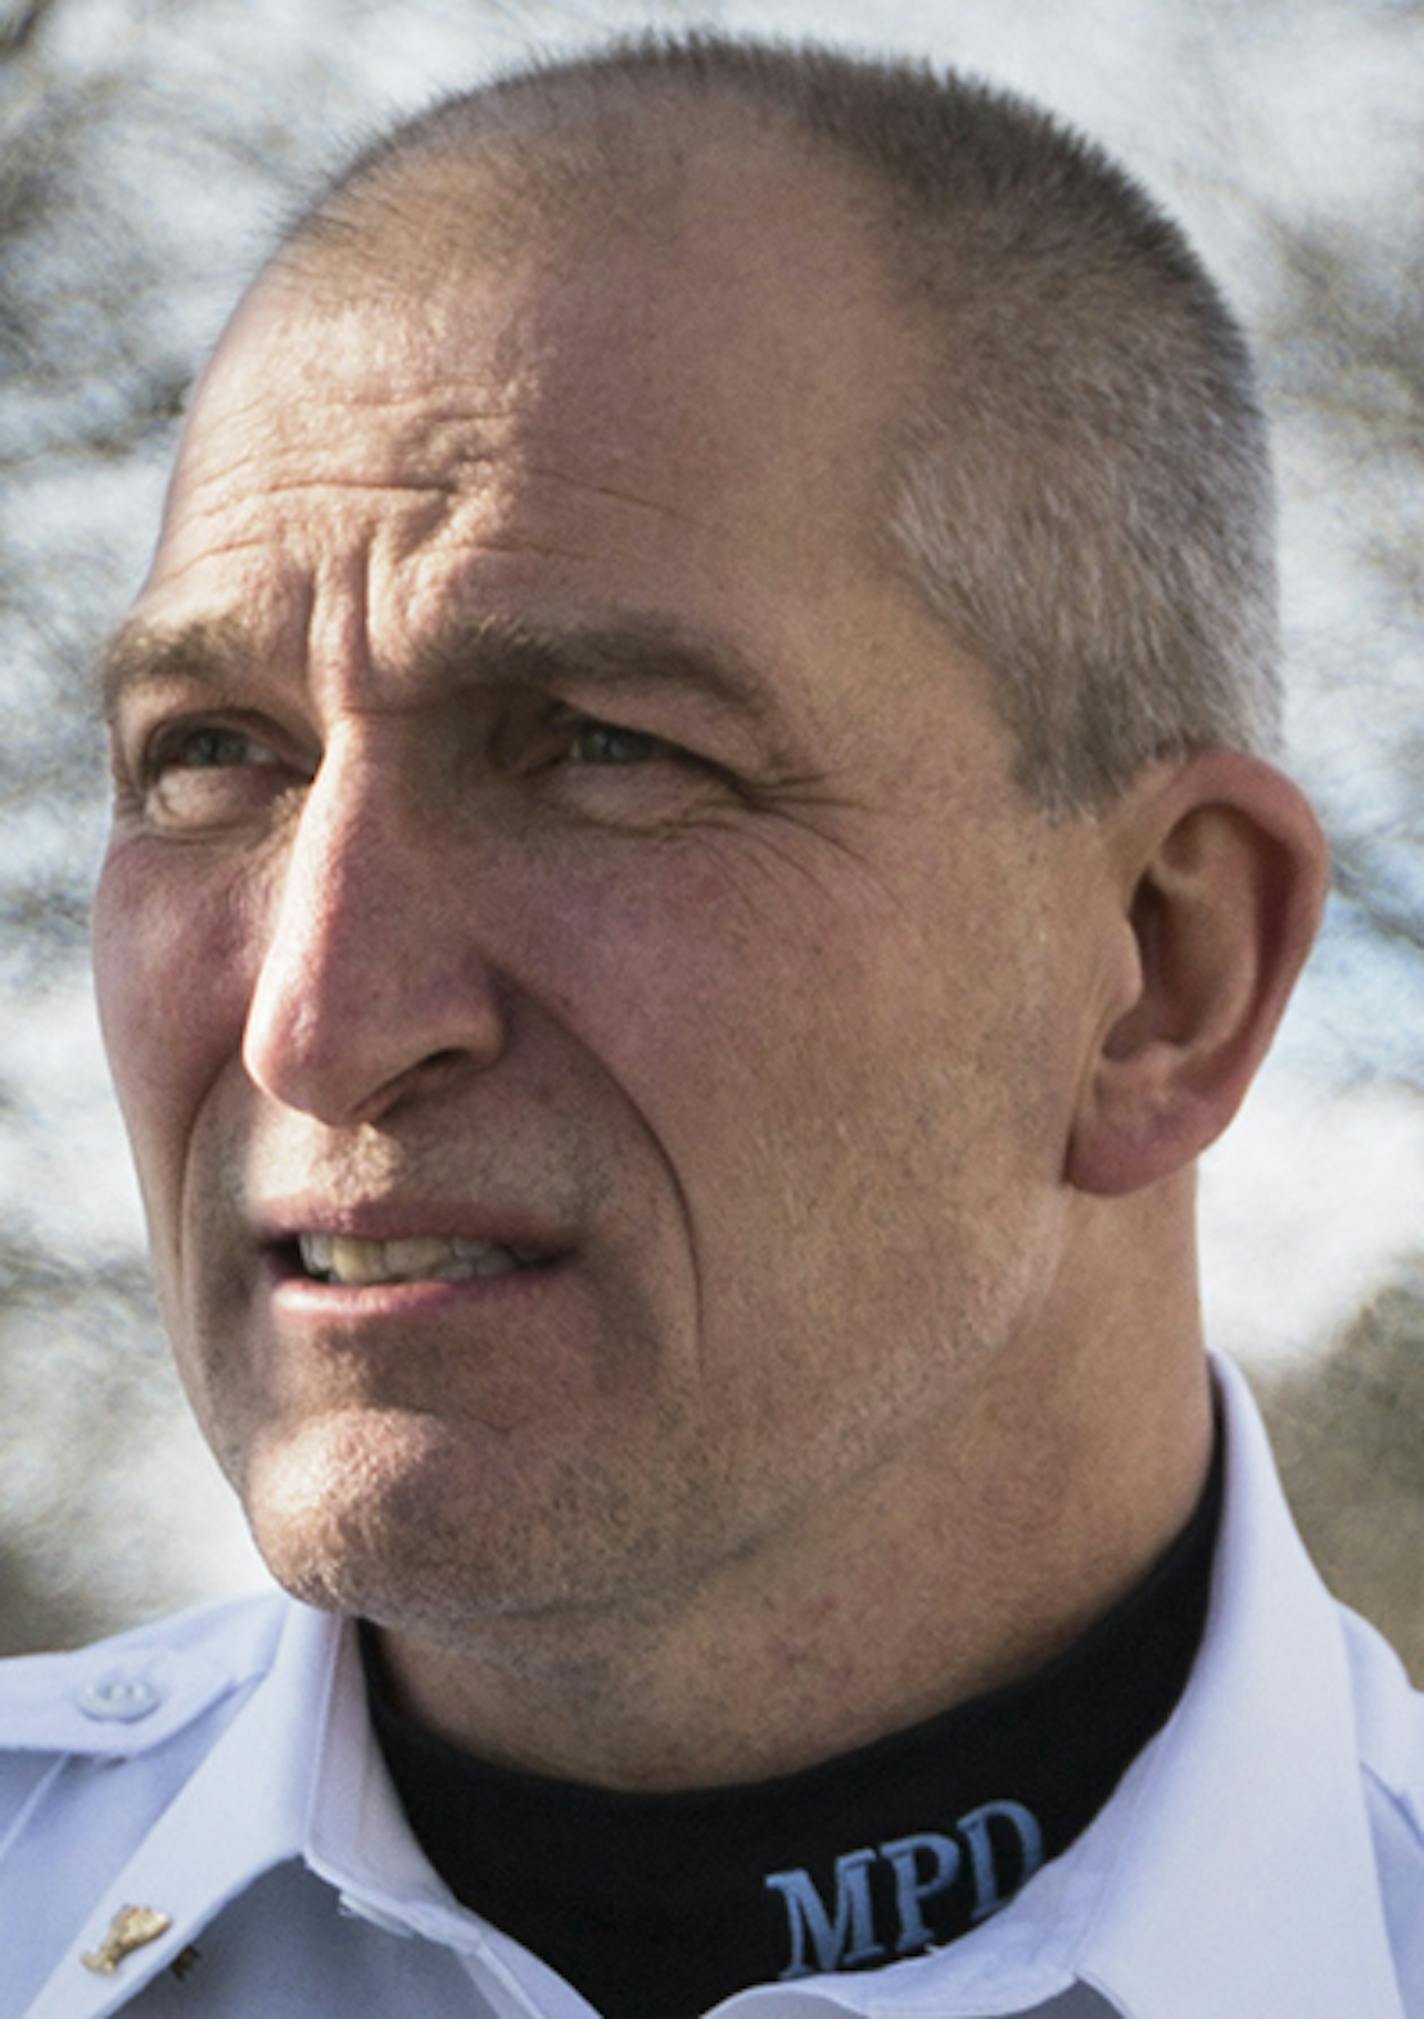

{"left": 281, "top": 1233, "right": 563, "bottom": 1288}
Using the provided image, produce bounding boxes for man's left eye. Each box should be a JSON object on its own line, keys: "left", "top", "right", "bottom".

{"left": 564, "top": 718, "right": 672, "bottom": 766}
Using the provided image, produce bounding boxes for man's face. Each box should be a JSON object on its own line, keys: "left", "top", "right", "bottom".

{"left": 94, "top": 151, "right": 1105, "bottom": 1638}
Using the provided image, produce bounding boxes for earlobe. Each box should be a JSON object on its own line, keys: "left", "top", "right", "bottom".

{"left": 1066, "top": 750, "right": 1329, "bottom": 1198}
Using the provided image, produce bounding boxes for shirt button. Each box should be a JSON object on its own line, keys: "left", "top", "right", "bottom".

{"left": 76, "top": 1672, "right": 164, "bottom": 1722}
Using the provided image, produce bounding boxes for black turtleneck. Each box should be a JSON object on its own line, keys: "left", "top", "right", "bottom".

{"left": 362, "top": 1429, "right": 1222, "bottom": 2019}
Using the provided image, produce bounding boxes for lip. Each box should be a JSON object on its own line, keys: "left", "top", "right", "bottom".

{"left": 250, "top": 1195, "right": 577, "bottom": 1255}
{"left": 250, "top": 1196, "right": 579, "bottom": 1313}
{"left": 262, "top": 1247, "right": 577, "bottom": 1322}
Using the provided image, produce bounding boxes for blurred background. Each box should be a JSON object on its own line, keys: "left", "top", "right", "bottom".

{"left": 1, "top": 0, "right": 1421, "bottom": 1665}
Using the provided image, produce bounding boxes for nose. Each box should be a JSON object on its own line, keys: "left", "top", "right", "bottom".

{"left": 242, "top": 742, "right": 508, "bottom": 1125}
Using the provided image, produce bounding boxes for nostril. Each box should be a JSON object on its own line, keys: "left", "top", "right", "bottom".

{"left": 345, "top": 1046, "right": 477, "bottom": 1127}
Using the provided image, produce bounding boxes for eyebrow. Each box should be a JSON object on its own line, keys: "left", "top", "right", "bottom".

{"left": 100, "top": 608, "right": 779, "bottom": 737}
{"left": 421, "top": 610, "right": 778, "bottom": 730}
{"left": 100, "top": 614, "right": 255, "bottom": 725}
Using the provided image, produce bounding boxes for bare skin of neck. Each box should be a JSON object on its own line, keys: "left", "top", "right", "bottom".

{"left": 372, "top": 1187, "right": 1214, "bottom": 1792}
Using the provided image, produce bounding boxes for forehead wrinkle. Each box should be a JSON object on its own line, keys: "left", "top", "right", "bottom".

{"left": 512, "top": 463, "right": 698, "bottom": 526}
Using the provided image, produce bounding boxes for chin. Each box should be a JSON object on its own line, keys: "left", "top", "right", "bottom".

{"left": 244, "top": 1413, "right": 511, "bottom": 1617}
{"left": 233, "top": 1403, "right": 707, "bottom": 1636}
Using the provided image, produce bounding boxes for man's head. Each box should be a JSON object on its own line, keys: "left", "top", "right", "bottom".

{"left": 91, "top": 35, "right": 1324, "bottom": 1744}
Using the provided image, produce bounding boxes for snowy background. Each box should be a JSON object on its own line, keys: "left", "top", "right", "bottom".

{"left": 2, "top": 0, "right": 1421, "bottom": 1662}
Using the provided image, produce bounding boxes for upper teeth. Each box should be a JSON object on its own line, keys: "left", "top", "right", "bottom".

{"left": 297, "top": 1233, "right": 542, "bottom": 1285}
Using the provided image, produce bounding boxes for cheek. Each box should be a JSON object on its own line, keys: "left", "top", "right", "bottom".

{"left": 529, "top": 836, "right": 1071, "bottom": 1283}
{"left": 516, "top": 843, "right": 810, "bottom": 1122}
{"left": 520, "top": 847, "right": 939, "bottom": 1263}
{"left": 93, "top": 839, "right": 263, "bottom": 1223}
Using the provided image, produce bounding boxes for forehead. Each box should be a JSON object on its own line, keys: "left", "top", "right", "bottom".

{"left": 116, "top": 140, "right": 1016, "bottom": 801}
{"left": 168, "top": 136, "right": 910, "bottom": 538}
{"left": 126, "top": 147, "right": 924, "bottom": 704}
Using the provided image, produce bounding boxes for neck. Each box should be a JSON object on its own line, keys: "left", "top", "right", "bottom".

{"left": 373, "top": 1206, "right": 1214, "bottom": 1791}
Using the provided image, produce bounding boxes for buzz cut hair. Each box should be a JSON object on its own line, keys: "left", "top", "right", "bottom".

{"left": 285, "top": 31, "right": 1280, "bottom": 815}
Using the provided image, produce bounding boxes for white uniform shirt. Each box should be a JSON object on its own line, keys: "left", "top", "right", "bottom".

{"left": 2, "top": 1353, "right": 1421, "bottom": 2019}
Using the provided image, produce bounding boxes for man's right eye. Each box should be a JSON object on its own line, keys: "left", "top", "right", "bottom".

{"left": 158, "top": 723, "right": 278, "bottom": 772}
{"left": 135, "top": 717, "right": 295, "bottom": 829}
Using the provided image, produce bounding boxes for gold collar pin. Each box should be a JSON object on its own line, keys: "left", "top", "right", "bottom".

{"left": 81, "top": 1905, "right": 173, "bottom": 1975}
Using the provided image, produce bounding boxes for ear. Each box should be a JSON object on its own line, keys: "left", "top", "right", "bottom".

{"left": 1066, "top": 749, "right": 1329, "bottom": 1198}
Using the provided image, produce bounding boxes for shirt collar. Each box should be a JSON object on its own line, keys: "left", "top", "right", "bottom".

{"left": 31, "top": 1596, "right": 325, "bottom": 2019}
{"left": 827, "top": 1353, "right": 1405, "bottom": 2019}
{"left": 1067, "top": 1351, "right": 1405, "bottom": 2019}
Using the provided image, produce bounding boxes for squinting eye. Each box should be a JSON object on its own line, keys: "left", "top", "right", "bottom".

{"left": 566, "top": 719, "right": 669, "bottom": 766}
{"left": 157, "top": 724, "right": 280, "bottom": 773}
{"left": 128, "top": 715, "right": 297, "bottom": 832}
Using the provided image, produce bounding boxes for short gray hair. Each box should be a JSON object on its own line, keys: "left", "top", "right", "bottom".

{"left": 288, "top": 32, "right": 1280, "bottom": 814}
